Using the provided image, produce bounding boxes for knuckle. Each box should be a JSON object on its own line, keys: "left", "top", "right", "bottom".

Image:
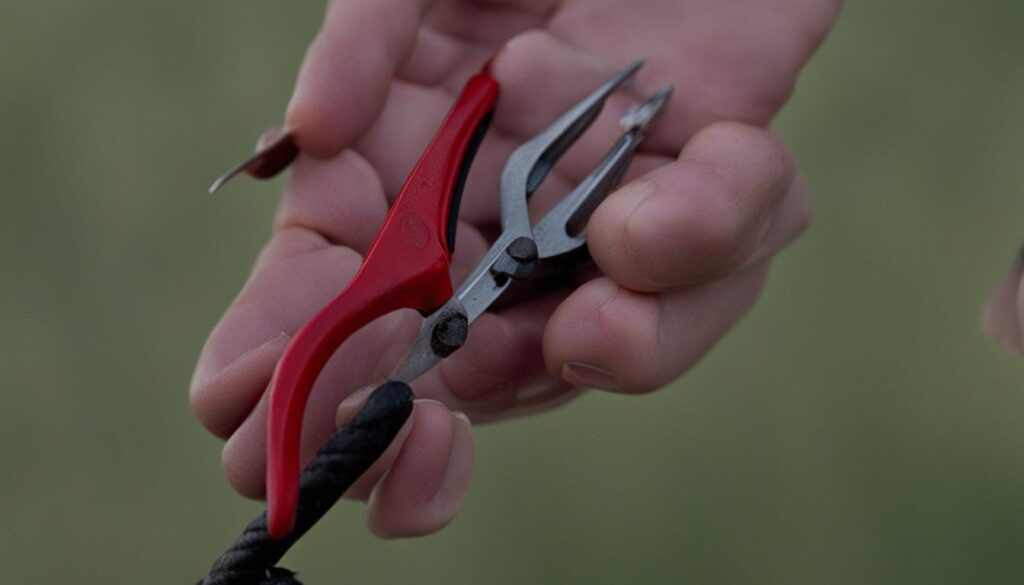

{"left": 258, "top": 226, "right": 332, "bottom": 264}
{"left": 265, "top": 228, "right": 362, "bottom": 276}
{"left": 276, "top": 151, "right": 387, "bottom": 250}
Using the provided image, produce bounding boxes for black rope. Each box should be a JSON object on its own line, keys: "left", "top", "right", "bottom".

{"left": 197, "top": 381, "right": 415, "bottom": 585}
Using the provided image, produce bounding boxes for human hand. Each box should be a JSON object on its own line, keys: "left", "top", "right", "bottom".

{"left": 984, "top": 249, "right": 1024, "bottom": 353}
{"left": 192, "top": 0, "right": 843, "bottom": 538}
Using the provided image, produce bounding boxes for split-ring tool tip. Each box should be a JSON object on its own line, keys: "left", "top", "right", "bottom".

{"left": 208, "top": 130, "right": 298, "bottom": 193}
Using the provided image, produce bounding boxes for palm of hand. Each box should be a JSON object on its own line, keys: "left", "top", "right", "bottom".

{"left": 192, "top": 0, "right": 841, "bottom": 538}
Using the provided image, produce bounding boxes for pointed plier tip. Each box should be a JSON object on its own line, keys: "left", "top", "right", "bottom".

{"left": 208, "top": 130, "right": 299, "bottom": 193}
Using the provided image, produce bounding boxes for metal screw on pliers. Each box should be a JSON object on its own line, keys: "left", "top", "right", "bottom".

{"left": 430, "top": 312, "right": 469, "bottom": 358}
{"left": 490, "top": 236, "right": 538, "bottom": 285}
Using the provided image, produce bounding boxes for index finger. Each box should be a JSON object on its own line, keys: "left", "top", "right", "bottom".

{"left": 285, "top": 0, "right": 432, "bottom": 157}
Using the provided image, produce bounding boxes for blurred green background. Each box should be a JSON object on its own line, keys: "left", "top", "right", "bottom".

{"left": 3, "top": 1, "right": 1024, "bottom": 583}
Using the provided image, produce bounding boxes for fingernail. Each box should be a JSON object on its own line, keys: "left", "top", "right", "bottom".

{"left": 515, "top": 383, "right": 551, "bottom": 403}
{"left": 245, "top": 126, "right": 298, "bottom": 179}
{"left": 742, "top": 216, "right": 777, "bottom": 269}
{"left": 335, "top": 385, "right": 375, "bottom": 428}
{"left": 255, "top": 125, "right": 286, "bottom": 150}
{"left": 209, "top": 127, "right": 298, "bottom": 193}
{"left": 562, "top": 362, "right": 621, "bottom": 392}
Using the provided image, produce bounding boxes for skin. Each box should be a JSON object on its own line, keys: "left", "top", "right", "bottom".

{"left": 191, "top": 0, "right": 844, "bottom": 539}
{"left": 984, "top": 250, "right": 1024, "bottom": 354}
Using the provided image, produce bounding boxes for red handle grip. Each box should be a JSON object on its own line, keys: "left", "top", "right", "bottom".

{"left": 266, "top": 71, "right": 499, "bottom": 538}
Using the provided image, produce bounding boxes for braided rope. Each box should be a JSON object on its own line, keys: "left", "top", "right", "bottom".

{"left": 197, "top": 382, "right": 414, "bottom": 585}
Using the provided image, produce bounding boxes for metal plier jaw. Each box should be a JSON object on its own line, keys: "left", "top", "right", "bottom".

{"left": 264, "top": 60, "right": 671, "bottom": 539}
{"left": 394, "top": 61, "right": 671, "bottom": 384}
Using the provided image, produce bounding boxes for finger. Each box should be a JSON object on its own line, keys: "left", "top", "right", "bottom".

{"left": 544, "top": 266, "right": 770, "bottom": 395}
{"left": 395, "top": 26, "right": 484, "bottom": 87}
{"left": 209, "top": 273, "right": 408, "bottom": 500}
{"left": 215, "top": 291, "right": 556, "bottom": 498}
{"left": 191, "top": 230, "right": 365, "bottom": 444}
{"left": 424, "top": 0, "right": 557, "bottom": 47}
{"left": 587, "top": 122, "right": 797, "bottom": 293}
{"left": 334, "top": 387, "right": 416, "bottom": 502}
{"left": 415, "top": 290, "right": 573, "bottom": 421}
{"left": 274, "top": 150, "right": 390, "bottom": 253}
{"left": 488, "top": 30, "right": 676, "bottom": 191}
{"left": 222, "top": 392, "right": 271, "bottom": 499}
{"left": 190, "top": 333, "right": 289, "bottom": 439}
{"left": 983, "top": 250, "right": 1024, "bottom": 354}
{"left": 489, "top": 30, "right": 682, "bottom": 157}
{"left": 545, "top": 1, "right": 844, "bottom": 145}
{"left": 219, "top": 382, "right": 419, "bottom": 502}
{"left": 285, "top": 0, "right": 431, "bottom": 157}
{"left": 337, "top": 396, "right": 477, "bottom": 534}
{"left": 205, "top": 231, "right": 554, "bottom": 498}
{"left": 352, "top": 81, "right": 582, "bottom": 224}
{"left": 365, "top": 401, "right": 474, "bottom": 538}
{"left": 742, "top": 172, "right": 812, "bottom": 268}
{"left": 219, "top": 320, "right": 414, "bottom": 501}
{"left": 352, "top": 81, "right": 491, "bottom": 199}
{"left": 355, "top": 36, "right": 673, "bottom": 224}
{"left": 191, "top": 191, "right": 490, "bottom": 446}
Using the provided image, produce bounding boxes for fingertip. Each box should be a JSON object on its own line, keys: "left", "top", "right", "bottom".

{"left": 588, "top": 122, "right": 797, "bottom": 292}
{"left": 688, "top": 122, "right": 796, "bottom": 190}
{"left": 221, "top": 399, "right": 269, "bottom": 501}
{"left": 632, "top": 161, "right": 752, "bottom": 278}
{"left": 543, "top": 278, "right": 660, "bottom": 394}
{"left": 542, "top": 279, "right": 619, "bottom": 381}
{"left": 284, "top": 0, "right": 422, "bottom": 157}
{"left": 365, "top": 401, "right": 473, "bottom": 538}
{"left": 285, "top": 47, "right": 392, "bottom": 158}
{"left": 590, "top": 166, "right": 749, "bottom": 291}
{"left": 190, "top": 333, "right": 288, "bottom": 439}
{"left": 547, "top": 264, "right": 773, "bottom": 397}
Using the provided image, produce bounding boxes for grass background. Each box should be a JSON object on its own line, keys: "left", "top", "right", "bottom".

{"left": 3, "top": 1, "right": 1024, "bottom": 583}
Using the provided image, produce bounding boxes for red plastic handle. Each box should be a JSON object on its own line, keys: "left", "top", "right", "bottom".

{"left": 266, "top": 72, "right": 499, "bottom": 538}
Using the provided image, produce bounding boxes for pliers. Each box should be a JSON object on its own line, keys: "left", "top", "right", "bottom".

{"left": 265, "top": 60, "right": 671, "bottom": 538}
